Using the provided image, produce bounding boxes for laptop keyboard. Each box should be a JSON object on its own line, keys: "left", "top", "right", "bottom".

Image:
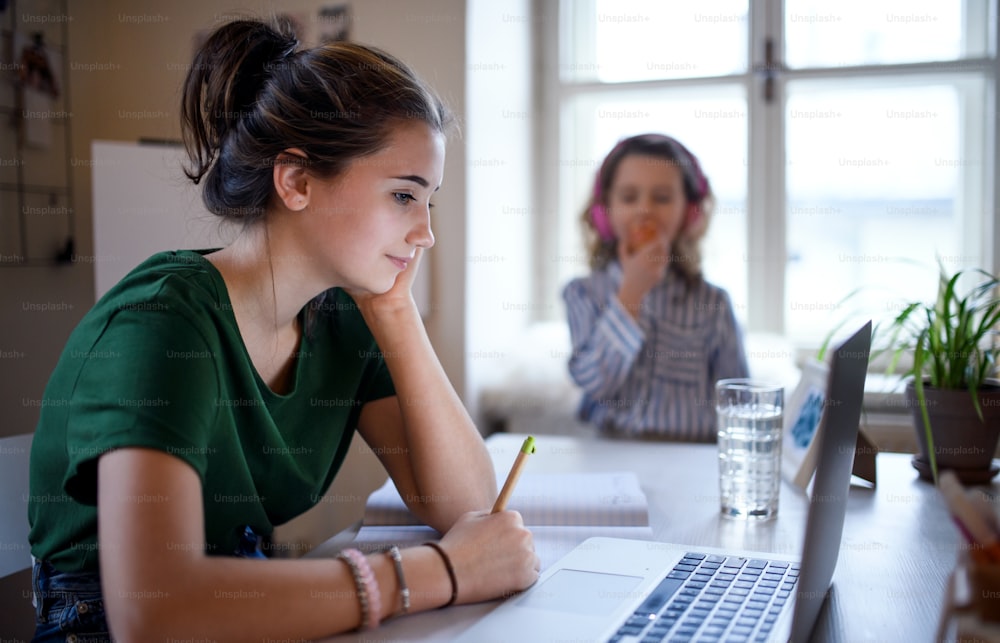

{"left": 607, "top": 552, "right": 799, "bottom": 643}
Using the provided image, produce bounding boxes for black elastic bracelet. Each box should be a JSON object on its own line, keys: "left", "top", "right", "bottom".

{"left": 422, "top": 541, "right": 458, "bottom": 608}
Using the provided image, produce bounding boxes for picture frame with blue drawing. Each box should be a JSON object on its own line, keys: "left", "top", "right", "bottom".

{"left": 781, "top": 359, "right": 830, "bottom": 490}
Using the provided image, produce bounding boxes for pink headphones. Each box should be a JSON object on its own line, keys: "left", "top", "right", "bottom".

{"left": 590, "top": 134, "right": 709, "bottom": 243}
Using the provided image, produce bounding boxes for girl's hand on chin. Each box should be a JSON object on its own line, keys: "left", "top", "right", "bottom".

{"left": 347, "top": 247, "right": 424, "bottom": 319}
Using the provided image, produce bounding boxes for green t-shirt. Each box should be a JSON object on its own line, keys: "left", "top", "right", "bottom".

{"left": 28, "top": 250, "right": 395, "bottom": 572}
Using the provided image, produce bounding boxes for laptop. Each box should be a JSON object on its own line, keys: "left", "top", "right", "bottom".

{"left": 456, "top": 321, "right": 872, "bottom": 643}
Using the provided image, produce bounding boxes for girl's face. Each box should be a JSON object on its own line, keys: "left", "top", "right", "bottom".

{"left": 606, "top": 153, "right": 692, "bottom": 253}
{"left": 300, "top": 120, "right": 445, "bottom": 294}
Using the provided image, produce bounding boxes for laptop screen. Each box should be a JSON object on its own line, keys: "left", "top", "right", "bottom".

{"left": 789, "top": 320, "right": 871, "bottom": 641}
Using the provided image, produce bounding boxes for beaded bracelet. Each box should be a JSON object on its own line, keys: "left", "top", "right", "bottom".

{"left": 385, "top": 545, "right": 410, "bottom": 616}
{"left": 422, "top": 541, "right": 458, "bottom": 608}
{"left": 338, "top": 548, "right": 382, "bottom": 630}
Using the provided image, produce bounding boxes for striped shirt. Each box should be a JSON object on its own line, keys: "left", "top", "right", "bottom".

{"left": 562, "top": 263, "right": 749, "bottom": 441}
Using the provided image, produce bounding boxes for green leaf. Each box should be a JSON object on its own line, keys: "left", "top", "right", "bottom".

{"left": 821, "top": 259, "right": 1000, "bottom": 479}
{"left": 912, "top": 343, "right": 938, "bottom": 483}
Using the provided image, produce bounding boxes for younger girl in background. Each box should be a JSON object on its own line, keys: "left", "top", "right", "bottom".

{"left": 563, "top": 134, "right": 749, "bottom": 441}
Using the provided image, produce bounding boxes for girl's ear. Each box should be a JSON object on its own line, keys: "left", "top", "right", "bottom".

{"left": 273, "top": 148, "right": 310, "bottom": 211}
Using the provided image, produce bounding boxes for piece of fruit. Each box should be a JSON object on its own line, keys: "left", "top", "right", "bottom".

{"left": 626, "top": 218, "right": 659, "bottom": 253}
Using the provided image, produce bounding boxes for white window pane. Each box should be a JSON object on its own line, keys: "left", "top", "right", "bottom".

{"left": 785, "top": 78, "right": 985, "bottom": 342}
{"left": 555, "top": 87, "right": 748, "bottom": 325}
{"left": 563, "top": 0, "right": 749, "bottom": 83}
{"left": 785, "top": 0, "right": 992, "bottom": 68}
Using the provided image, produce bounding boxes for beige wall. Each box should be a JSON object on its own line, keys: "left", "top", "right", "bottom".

{"left": 1, "top": 0, "right": 474, "bottom": 548}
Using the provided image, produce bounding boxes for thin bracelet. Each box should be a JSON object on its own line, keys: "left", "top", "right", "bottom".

{"left": 338, "top": 548, "right": 382, "bottom": 630}
{"left": 422, "top": 541, "right": 458, "bottom": 608}
{"left": 385, "top": 545, "right": 410, "bottom": 616}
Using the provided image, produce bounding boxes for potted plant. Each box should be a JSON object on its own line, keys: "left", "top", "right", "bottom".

{"left": 881, "top": 264, "right": 1000, "bottom": 484}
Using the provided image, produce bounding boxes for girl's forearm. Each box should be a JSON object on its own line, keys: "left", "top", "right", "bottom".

{"left": 104, "top": 545, "right": 452, "bottom": 641}
{"left": 361, "top": 301, "right": 497, "bottom": 527}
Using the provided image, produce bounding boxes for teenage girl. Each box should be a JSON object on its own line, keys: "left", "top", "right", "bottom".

{"left": 28, "top": 17, "right": 537, "bottom": 641}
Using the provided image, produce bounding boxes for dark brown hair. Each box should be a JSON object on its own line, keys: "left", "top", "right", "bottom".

{"left": 181, "top": 17, "right": 453, "bottom": 222}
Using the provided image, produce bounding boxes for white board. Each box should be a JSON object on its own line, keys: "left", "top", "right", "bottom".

{"left": 0, "top": 433, "right": 33, "bottom": 579}
{"left": 91, "top": 140, "right": 234, "bottom": 298}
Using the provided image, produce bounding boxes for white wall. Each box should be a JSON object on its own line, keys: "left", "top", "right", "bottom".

{"left": 465, "top": 0, "right": 536, "bottom": 420}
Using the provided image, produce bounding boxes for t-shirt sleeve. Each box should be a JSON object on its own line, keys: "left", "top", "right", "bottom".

{"left": 357, "top": 354, "right": 395, "bottom": 404}
{"left": 63, "top": 310, "right": 220, "bottom": 504}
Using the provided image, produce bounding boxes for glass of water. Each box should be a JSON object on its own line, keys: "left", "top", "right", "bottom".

{"left": 716, "top": 379, "right": 784, "bottom": 520}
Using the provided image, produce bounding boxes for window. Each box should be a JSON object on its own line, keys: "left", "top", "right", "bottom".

{"left": 538, "top": 0, "right": 997, "bottom": 348}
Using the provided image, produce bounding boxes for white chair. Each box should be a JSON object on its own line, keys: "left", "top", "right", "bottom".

{"left": 0, "top": 432, "right": 36, "bottom": 639}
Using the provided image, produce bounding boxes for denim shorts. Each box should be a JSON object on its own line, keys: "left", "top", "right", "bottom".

{"left": 31, "top": 526, "right": 267, "bottom": 641}
{"left": 31, "top": 558, "right": 110, "bottom": 643}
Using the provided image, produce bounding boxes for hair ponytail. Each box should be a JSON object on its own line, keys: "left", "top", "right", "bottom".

{"left": 181, "top": 19, "right": 296, "bottom": 191}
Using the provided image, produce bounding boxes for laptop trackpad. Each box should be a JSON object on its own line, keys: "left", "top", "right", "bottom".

{"left": 516, "top": 568, "right": 644, "bottom": 615}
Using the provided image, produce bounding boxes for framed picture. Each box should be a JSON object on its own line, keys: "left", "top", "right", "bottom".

{"left": 781, "top": 359, "right": 829, "bottom": 490}
{"left": 318, "top": 4, "right": 352, "bottom": 43}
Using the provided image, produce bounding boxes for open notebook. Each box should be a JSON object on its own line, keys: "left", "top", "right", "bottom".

{"left": 354, "top": 472, "right": 654, "bottom": 570}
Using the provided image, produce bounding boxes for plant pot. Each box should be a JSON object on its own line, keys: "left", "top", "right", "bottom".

{"left": 907, "top": 380, "right": 1000, "bottom": 483}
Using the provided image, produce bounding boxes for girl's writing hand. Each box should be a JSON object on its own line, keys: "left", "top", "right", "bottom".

{"left": 437, "top": 510, "right": 539, "bottom": 604}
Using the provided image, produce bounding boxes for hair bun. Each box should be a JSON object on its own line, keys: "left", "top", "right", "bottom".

{"left": 228, "top": 19, "right": 298, "bottom": 123}
{"left": 261, "top": 16, "right": 300, "bottom": 66}
{"left": 181, "top": 18, "right": 299, "bottom": 186}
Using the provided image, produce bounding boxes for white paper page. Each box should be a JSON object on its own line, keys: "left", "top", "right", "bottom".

{"left": 362, "top": 472, "right": 649, "bottom": 528}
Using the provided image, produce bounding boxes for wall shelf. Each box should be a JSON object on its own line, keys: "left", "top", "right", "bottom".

{"left": 0, "top": 0, "right": 74, "bottom": 267}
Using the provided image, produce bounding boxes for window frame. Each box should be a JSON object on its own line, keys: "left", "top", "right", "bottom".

{"left": 534, "top": 0, "right": 1000, "bottom": 354}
